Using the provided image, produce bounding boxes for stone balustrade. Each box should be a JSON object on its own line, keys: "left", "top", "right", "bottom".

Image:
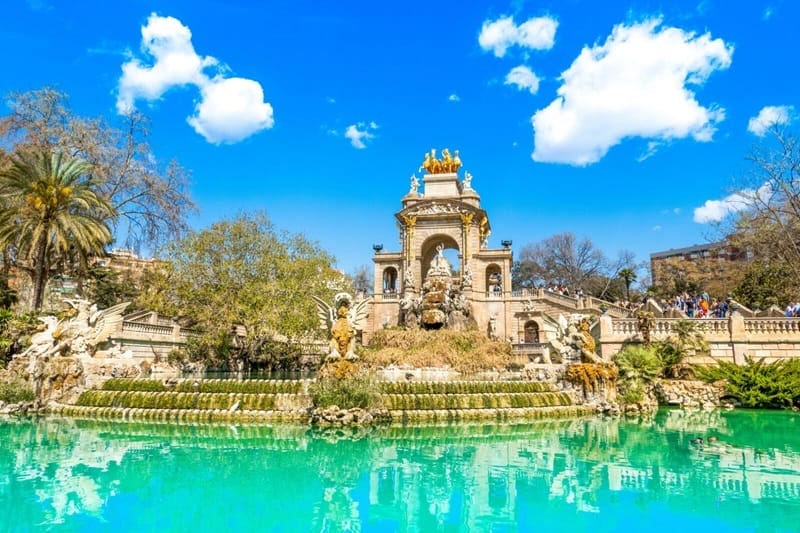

{"left": 598, "top": 314, "right": 800, "bottom": 363}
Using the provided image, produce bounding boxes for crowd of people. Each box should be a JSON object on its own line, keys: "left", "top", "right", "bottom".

{"left": 614, "top": 291, "right": 733, "bottom": 318}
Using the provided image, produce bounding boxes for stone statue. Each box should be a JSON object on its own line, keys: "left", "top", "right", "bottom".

{"left": 312, "top": 292, "right": 370, "bottom": 359}
{"left": 427, "top": 243, "right": 451, "bottom": 277}
{"left": 409, "top": 174, "right": 419, "bottom": 194}
{"left": 463, "top": 171, "right": 472, "bottom": 190}
{"left": 461, "top": 266, "right": 473, "bottom": 288}
{"left": 404, "top": 263, "right": 414, "bottom": 288}
{"left": 541, "top": 313, "right": 601, "bottom": 364}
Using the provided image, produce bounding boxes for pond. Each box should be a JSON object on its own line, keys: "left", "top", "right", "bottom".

{"left": 2, "top": 409, "right": 799, "bottom": 531}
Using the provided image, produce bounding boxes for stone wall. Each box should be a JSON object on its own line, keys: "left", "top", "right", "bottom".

{"left": 652, "top": 379, "right": 728, "bottom": 409}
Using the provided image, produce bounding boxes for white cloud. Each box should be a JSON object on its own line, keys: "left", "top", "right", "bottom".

{"left": 693, "top": 184, "right": 772, "bottom": 223}
{"left": 326, "top": 96, "right": 336, "bottom": 104}
{"left": 763, "top": 6, "right": 774, "bottom": 20}
{"left": 478, "top": 15, "right": 558, "bottom": 57}
{"left": 504, "top": 65, "right": 540, "bottom": 94}
{"left": 117, "top": 13, "right": 274, "bottom": 144}
{"left": 531, "top": 18, "right": 733, "bottom": 166}
{"left": 187, "top": 77, "right": 274, "bottom": 144}
{"left": 747, "top": 105, "right": 794, "bottom": 136}
{"left": 652, "top": 225, "right": 662, "bottom": 231}
{"left": 344, "top": 122, "right": 378, "bottom": 149}
{"left": 448, "top": 93, "right": 461, "bottom": 102}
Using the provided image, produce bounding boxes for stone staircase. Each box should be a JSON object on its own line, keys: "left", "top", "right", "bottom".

{"left": 51, "top": 377, "right": 594, "bottom": 423}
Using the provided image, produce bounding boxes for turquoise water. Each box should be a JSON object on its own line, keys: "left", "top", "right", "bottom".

{"left": 2, "top": 409, "right": 799, "bottom": 532}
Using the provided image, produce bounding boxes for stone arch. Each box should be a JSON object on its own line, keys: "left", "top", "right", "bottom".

{"left": 485, "top": 263, "right": 502, "bottom": 294}
{"left": 523, "top": 320, "right": 540, "bottom": 343}
{"left": 420, "top": 235, "right": 460, "bottom": 280}
{"left": 382, "top": 267, "right": 398, "bottom": 295}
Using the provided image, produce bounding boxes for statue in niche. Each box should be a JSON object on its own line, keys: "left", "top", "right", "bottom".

{"left": 312, "top": 292, "right": 370, "bottom": 360}
{"left": 427, "top": 243, "right": 451, "bottom": 277}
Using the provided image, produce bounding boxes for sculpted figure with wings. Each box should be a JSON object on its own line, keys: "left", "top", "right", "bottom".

{"left": 312, "top": 292, "right": 370, "bottom": 359}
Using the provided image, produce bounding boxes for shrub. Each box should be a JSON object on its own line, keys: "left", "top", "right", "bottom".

{"left": 654, "top": 320, "right": 709, "bottom": 378}
{"left": 696, "top": 357, "right": 800, "bottom": 409}
{"left": 614, "top": 345, "right": 661, "bottom": 385}
{"left": 0, "top": 376, "right": 35, "bottom": 403}
{"left": 308, "top": 360, "right": 380, "bottom": 409}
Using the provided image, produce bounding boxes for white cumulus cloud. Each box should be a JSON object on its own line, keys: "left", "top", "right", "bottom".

{"left": 531, "top": 18, "right": 733, "bottom": 166}
{"left": 117, "top": 13, "right": 274, "bottom": 144}
{"left": 187, "top": 78, "right": 274, "bottom": 144}
{"left": 478, "top": 15, "right": 558, "bottom": 57}
{"left": 504, "top": 65, "right": 540, "bottom": 94}
{"left": 448, "top": 93, "right": 461, "bottom": 102}
{"left": 693, "top": 184, "right": 772, "bottom": 223}
{"left": 344, "top": 122, "right": 378, "bottom": 149}
{"left": 747, "top": 105, "right": 794, "bottom": 136}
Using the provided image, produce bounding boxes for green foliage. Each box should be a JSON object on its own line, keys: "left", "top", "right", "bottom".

{"left": 0, "top": 376, "right": 35, "bottom": 403}
{"left": 140, "top": 211, "right": 340, "bottom": 368}
{"left": 613, "top": 345, "right": 661, "bottom": 384}
{"left": 653, "top": 319, "right": 709, "bottom": 377}
{"left": 248, "top": 339, "right": 303, "bottom": 372}
{"left": 0, "top": 150, "right": 115, "bottom": 310}
{"left": 0, "top": 310, "right": 38, "bottom": 366}
{"left": 613, "top": 345, "right": 661, "bottom": 405}
{"left": 733, "top": 261, "right": 796, "bottom": 310}
{"left": 84, "top": 265, "right": 139, "bottom": 309}
{"left": 696, "top": 357, "right": 800, "bottom": 409}
{"left": 308, "top": 361, "right": 380, "bottom": 409}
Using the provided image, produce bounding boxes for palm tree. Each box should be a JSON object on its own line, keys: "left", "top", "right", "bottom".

{"left": 0, "top": 150, "right": 114, "bottom": 310}
{"left": 618, "top": 267, "right": 637, "bottom": 301}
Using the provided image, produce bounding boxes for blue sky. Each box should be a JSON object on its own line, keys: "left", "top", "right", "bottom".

{"left": 2, "top": 0, "right": 798, "bottom": 278}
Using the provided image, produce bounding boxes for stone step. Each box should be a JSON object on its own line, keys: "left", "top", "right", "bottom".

{"left": 76, "top": 390, "right": 311, "bottom": 411}
{"left": 381, "top": 392, "right": 571, "bottom": 410}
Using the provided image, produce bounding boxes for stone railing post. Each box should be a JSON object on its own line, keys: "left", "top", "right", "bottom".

{"left": 598, "top": 313, "right": 614, "bottom": 359}
{"left": 729, "top": 312, "right": 745, "bottom": 364}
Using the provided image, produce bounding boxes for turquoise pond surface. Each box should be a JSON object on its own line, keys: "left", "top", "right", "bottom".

{"left": 2, "top": 409, "right": 799, "bottom": 532}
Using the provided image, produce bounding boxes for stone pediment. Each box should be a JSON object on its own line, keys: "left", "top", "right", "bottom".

{"left": 400, "top": 201, "right": 479, "bottom": 218}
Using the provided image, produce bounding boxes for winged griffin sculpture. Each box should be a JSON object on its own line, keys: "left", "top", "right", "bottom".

{"left": 312, "top": 292, "right": 370, "bottom": 360}
{"left": 18, "top": 299, "right": 131, "bottom": 360}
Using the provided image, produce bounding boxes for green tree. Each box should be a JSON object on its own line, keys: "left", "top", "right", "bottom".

{"left": 0, "top": 151, "right": 114, "bottom": 310}
{"left": 733, "top": 261, "right": 795, "bottom": 309}
{"left": 1, "top": 87, "right": 194, "bottom": 251}
{"left": 84, "top": 264, "right": 139, "bottom": 309}
{"left": 142, "top": 211, "right": 342, "bottom": 369}
{"left": 618, "top": 267, "right": 637, "bottom": 302}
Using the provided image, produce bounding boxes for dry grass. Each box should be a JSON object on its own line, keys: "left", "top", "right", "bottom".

{"left": 359, "top": 328, "right": 513, "bottom": 374}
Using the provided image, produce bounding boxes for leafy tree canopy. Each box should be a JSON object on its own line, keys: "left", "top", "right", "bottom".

{"left": 137, "top": 211, "right": 345, "bottom": 367}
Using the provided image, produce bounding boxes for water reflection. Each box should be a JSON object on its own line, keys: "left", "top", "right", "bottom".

{"left": 2, "top": 409, "right": 799, "bottom": 531}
